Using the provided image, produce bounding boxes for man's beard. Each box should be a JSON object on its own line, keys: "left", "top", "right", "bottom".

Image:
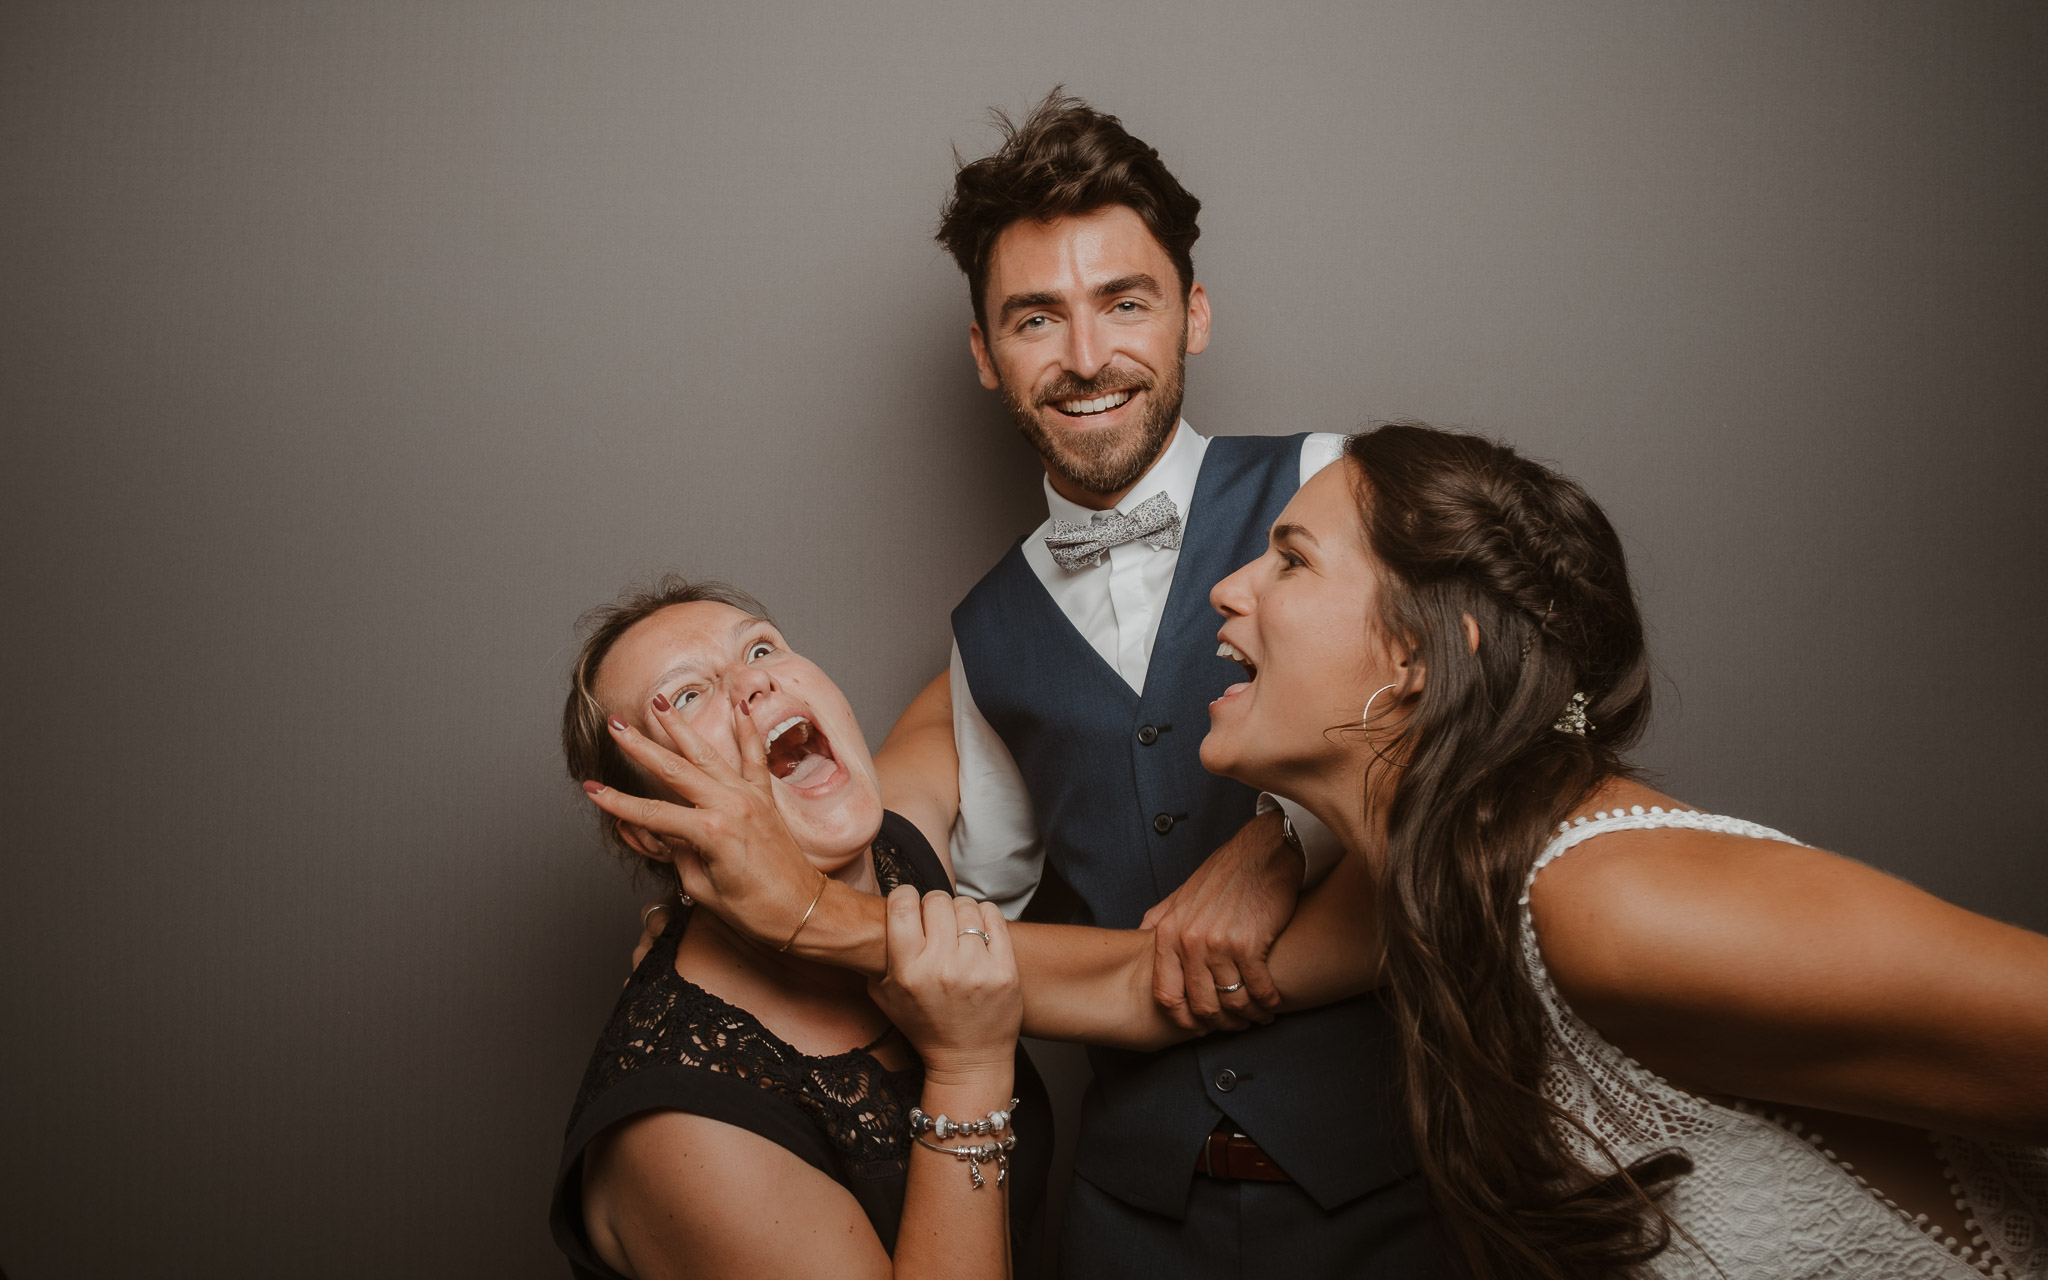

{"left": 1001, "top": 345, "right": 1187, "bottom": 498}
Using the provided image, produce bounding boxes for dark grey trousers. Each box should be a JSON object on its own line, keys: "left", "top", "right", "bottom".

{"left": 1058, "top": 1170, "right": 1448, "bottom": 1279}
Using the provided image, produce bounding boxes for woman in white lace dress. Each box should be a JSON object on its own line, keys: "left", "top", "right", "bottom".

{"left": 1192, "top": 423, "right": 2048, "bottom": 1279}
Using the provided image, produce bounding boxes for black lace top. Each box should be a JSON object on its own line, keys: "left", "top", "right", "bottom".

{"left": 549, "top": 811, "right": 1050, "bottom": 1278}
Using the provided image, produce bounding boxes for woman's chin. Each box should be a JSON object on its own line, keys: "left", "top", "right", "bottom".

{"left": 1198, "top": 731, "right": 1261, "bottom": 791}
{"left": 785, "top": 788, "right": 884, "bottom": 863}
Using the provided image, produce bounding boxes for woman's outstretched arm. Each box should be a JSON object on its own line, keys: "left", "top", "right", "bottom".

{"left": 1530, "top": 828, "right": 2048, "bottom": 1145}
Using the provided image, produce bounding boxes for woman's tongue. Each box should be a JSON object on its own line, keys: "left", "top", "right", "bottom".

{"left": 781, "top": 748, "right": 836, "bottom": 788}
{"left": 767, "top": 720, "right": 837, "bottom": 788}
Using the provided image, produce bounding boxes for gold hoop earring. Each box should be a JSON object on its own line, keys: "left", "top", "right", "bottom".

{"left": 1362, "top": 682, "right": 1399, "bottom": 728}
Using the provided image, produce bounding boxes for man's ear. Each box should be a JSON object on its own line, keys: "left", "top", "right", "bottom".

{"left": 1461, "top": 613, "right": 1481, "bottom": 655}
{"left": 616, "top": 819, "right": 673, "bottom": 865}
{"left": 968, "top": 321, "right": 1001, "bottom": 391}
{"left": 1184, "top": 282, "right": 1211, "bottom": 356}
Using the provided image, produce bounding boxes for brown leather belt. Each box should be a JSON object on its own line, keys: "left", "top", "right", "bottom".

{"left": 1195, "top": 1132, "right": 1292, "bottom": 1182}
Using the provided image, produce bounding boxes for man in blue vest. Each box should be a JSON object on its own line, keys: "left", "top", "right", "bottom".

{"left": 624, "top": 89, "right": 1442, "bottom": 1277}
{"left": 911, "top": 92, "right": 1445, "bottom": 1278}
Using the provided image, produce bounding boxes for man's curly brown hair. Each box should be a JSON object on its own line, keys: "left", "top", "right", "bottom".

{"left": 936, "top": 88, "right": 1202, "bottom": 331}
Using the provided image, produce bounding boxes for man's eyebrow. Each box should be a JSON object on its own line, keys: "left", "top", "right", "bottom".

{"left": 1094, "top": 273, "right": 1162, "bottom": 299}
{"left": 997, "top": 290, "right": 1062, "bottom": 322}
{"left": 1271, "top": 521, "right": 1320, "bottom": 547}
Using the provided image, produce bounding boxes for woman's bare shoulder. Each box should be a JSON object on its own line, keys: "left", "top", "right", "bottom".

{"left": 1526, "top": 782, "right": 2024, "bottom": 1033}
{"left": 1533, "top": 814, "right": 1812, "bottom": 998}
{"left": 1523, "top": 781, "right": 2048, "bottom": 1135}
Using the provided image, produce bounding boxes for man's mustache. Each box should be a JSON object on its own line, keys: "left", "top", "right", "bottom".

{"left": 1033, "top": 368, "right": 1155, "bottom": 407}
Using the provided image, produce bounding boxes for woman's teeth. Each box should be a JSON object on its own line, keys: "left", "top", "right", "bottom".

{"left": 1217, "top": 641, "right": 1257, "bottom": 678}
{"left": 1057, "top": 389, "right": 1133, "bottom": 416}
{"left": 765, "top": 715, "right": 835, "bottom": 785}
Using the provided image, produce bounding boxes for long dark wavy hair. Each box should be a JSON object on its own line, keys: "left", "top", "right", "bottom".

{"left": 1342, "top": 423, "right": 1693, "bottom": 1278}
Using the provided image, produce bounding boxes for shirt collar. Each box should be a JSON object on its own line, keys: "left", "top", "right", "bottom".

{"left": 1041, "top": 419, "right": 1210, "bottom": 527}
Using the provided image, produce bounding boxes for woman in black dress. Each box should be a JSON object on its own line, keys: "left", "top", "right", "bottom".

{"left": 567, "top": 578, "right": 1402, "bottom": 1276}
{"left": 552, "top": 578, "right": 1053, "bottom": 1280}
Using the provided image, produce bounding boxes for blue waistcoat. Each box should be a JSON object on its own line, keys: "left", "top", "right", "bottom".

{"left": 952, "top": 433, "right": 1414, "bottom": 1218}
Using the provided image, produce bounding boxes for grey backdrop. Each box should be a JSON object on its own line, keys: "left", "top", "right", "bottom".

{"left": 2, "top": 2, "right": 2042, "bottom": 1276}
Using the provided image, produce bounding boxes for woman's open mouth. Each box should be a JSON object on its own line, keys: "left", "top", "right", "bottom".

{"left": 1214, "top": 640, "right": 1258, "bottom": 701}
{"left": 764, "top": 715, "right": 843, "bottom": 792}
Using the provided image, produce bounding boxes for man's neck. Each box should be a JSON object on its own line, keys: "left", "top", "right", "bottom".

{"left": 1046, "top": 466, "right": 1144, "bottom": 512}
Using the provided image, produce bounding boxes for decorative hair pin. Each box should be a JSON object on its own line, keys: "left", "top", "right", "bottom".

{"left": 1553, "top": 692, "right": 1591, "bottom": 736}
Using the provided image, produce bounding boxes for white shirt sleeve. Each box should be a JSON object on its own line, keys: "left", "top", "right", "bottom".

{"left": 1300, "top": 431, "right": 1347, "bottom": 484}
{"left": 1253, "top": 792, "right": 1344, "bottom": 889}
{"left": 947, "top": 638, "right": 1046, "bottom": 919}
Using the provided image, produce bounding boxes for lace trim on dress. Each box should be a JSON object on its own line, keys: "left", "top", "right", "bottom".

{"left": 1520, "top": 806, "right": 2048, "bottom": 1279}
{"left": 569, "top": 830, "right": 929, "bottom": 1175}
{"left": 1937, "top": 1131, "right": 2048, "bottom": 1278}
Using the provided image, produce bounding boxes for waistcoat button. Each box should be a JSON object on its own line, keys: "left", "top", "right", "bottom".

{"left": 1152, "top": 812, "right": 1175, "bottom": 834}
{"left": 1214, "top": 1069, "right": 1238, "bottom": 1092}
{"left": 1136, "top": 724, "right": 1159, "bottom": 746}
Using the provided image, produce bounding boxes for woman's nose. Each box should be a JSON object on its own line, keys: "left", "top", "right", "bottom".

{"left": 724, "top": 661, "right": 773, "bottom": 707}
{"left": 1211, "top": 557, "right": 1258, "bottom": 617}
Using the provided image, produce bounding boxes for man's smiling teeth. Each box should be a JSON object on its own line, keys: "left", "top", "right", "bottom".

{"left": 766, "top": 716, "right": 809, "bottom": 747}
{"left": 1059, "top": 389, "right": 1133, "bottom": 416}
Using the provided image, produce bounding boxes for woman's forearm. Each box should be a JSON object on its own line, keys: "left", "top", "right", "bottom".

{"left": 1011, "top": 923, "right": 1194, "bottom": 1049}
{"left": 992, "top": 835, "right": 1384, "bottom": 1044}
{"left": 785, "top": 868, "right": 1380, "bottom": 1048}
{"left": 1263, "top": 842, "right": 1385, "bottom": 1011}
{"left": 892, "top": 1065, "right": 1017, "bottom": 1279}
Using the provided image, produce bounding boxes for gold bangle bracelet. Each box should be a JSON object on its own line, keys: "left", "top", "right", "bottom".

{"left": 780, "top": 873, "right": 829, "bottom": 953}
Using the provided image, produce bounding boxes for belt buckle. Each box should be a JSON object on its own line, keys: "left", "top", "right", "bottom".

{"left": 1201, "top": 1130, "right": 1251, "bottom": 1178}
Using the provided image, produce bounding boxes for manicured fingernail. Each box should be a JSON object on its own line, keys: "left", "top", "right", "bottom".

{"left": 737, "top": 702, "right": 751, "bottom": 716}
{"left": 582, "top": 780, "right": 606, "bottom": 794}
{"left": 651, "top": 693, "right": 671, "bottom": 712}
{"left": 607, "top": 716, "right": 627, "bottom": 732}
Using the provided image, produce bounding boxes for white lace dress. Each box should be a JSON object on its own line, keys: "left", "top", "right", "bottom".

{"left": 1521, "top": 807, "right": 2048, "bottom": 1278}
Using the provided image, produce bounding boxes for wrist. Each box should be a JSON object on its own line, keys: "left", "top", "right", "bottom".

{"left": 782, "top": 881, "right": 890, "bottom": 977}
{"left": 1244, "top": 808, "right": 1296, "bottom": 870}
{"left": 920, "top": 1058, "right": 1015, "bottom": 1097}
{"left": 1274, "top": 812, "right": 1308, "bottom": 877}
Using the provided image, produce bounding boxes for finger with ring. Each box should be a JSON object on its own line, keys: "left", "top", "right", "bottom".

{"left": 950, "top": 894, "right": 988, "bottom": 953}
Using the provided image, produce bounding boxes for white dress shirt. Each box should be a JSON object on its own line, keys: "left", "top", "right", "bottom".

{"left": 949, "top": 422, "right": 1349, "bottom": 916}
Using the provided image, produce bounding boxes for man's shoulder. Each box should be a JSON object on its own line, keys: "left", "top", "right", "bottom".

{"left": 1190, "top": 432, "right": 1313, "bottom": 502}
{"left": 951, "top": 535, "right": 1036, "bottom": 625}
{"left": 1201, "top": 430, "right": 1309, "bottom": 462}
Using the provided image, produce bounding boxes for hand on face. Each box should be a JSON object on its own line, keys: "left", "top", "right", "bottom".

{"left": 867, "top": 887, "right": 1022, "bottom": 1082}
{"left": 584, "top": 694, "right": 827, "bottom": 951}
{"left": 580, "top": 602, "right": 885, "bottom": 944}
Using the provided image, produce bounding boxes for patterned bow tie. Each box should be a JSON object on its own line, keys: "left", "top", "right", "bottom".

{"left": 1044, "top": 491, "right": 1183, "bottom": 571}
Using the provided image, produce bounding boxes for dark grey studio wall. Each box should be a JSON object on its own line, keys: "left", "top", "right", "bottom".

{"left": 1, "top": 2, "right": 2041, "bottom": 1275}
